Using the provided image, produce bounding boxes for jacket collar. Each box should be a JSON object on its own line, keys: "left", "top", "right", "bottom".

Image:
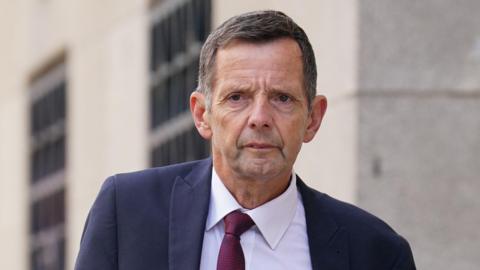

{"left": 297, "top": 177, "right": 350, "bottom": 270}
{"left": 168, "top": 160, "right": 349, "bottom": 270}
{"left": 168, "top": 158, "right": 212, "bottom": 270}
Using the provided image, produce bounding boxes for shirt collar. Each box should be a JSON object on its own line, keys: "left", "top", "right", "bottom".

{"left": 206, "top": 167, "right": 298, "bottom": 250}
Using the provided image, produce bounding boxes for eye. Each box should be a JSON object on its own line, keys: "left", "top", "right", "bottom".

{"left": 271, "top": 92, "right": 296, "bottom": 112}
{"left": 228, "top": 93, "right": 242, "bottom": 101}
{"left": 278, "top": 94, "right": 291, "bottom": 103}
{"left": 273, "top": 93, "right": 293, "bottom": 104}
{"left": 224, "top": 92, "right": 248, "bottom": 107}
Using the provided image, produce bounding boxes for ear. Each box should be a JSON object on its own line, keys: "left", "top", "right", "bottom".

{"left": 303, "top": 95, "right": 327, "bottom": 143}
{"left": 190, "top": 91, "right": 212, "bottom": 140}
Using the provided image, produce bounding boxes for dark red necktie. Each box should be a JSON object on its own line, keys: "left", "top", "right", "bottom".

{"left": 217, "top": 211, "right": 255, "bottom": 270}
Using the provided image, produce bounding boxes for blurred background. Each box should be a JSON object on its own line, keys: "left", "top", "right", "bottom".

{"left": 0, "top": 0, "right": 479, "bottom": 269}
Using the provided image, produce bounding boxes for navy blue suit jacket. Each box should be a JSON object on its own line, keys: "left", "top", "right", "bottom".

{"left": 75, "top": 158, "right": 415, "bottom": 270}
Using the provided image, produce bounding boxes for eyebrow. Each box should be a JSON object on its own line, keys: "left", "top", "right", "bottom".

{"left": 218, "top": 82, "right": 254, "bottom": 94}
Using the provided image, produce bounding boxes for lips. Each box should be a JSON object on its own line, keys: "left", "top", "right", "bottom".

{"left": 244, "top": 142, "right": 277, "bottom": 149}
{"left": 238, "top": 133, "right": 283, "bottom": 150}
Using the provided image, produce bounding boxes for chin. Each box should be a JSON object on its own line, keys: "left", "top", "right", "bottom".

{"left": 239, "top": 158, "right": 286, "bottom": 180}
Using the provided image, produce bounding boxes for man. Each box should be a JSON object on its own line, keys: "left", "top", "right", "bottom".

{"left": 75, "top": 10, "right": 416, "bottom": 270}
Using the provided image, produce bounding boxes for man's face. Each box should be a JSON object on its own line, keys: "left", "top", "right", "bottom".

{"left": 193, "top": 37, "right": 326, "bottom": 183}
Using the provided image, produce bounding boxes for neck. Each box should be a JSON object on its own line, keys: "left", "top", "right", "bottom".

{"left": 214, "top": 166, "right": 292, "bottom": 209}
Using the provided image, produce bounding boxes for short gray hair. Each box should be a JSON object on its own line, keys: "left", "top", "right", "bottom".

{"left": 197, "top": 10, "right": 317, "bottom": 109}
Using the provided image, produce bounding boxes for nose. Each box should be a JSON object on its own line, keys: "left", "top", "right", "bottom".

{"left": 247, "top": 97, "right": 273, "bottom": 129}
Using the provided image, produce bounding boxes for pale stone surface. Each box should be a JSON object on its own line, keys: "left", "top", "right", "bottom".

{"left": 358, "top": 96, "right": 480, "bottom": 270}
{"left": 0, "top": 94, "right": 29, "bottom": 270}
{"left": 357, "top": 1, "right": 480, "bottom": 269}
{"left": 67, "top": 3, "right": 149, "bottom": 269}
{"left": 0, "top": 1, "right": 29, "bottom": 270}
{"left": 296, "top": 96, "right": 358, "bottom": 203}
{"left": 359, "top": 0, "right": 480, "bottom": 91}
{"left": 0, "top": 1, "right": 151, "bottom": 269}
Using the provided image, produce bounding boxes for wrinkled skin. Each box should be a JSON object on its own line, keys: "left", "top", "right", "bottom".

{"left": 191, "top": 38, "right": 327, "bottom": 208}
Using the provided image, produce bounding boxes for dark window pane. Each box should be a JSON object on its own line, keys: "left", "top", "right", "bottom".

{"left": 30, "top": 72, "right": 66, "bottom": 270}
{"left": 165, "top": 17, "right": 172, "bottom": 63}
{"left": 150, "top": 86, "right": 158, "bottom": 129}
{"left": 46, "top": 91, "right": 55, "bottom": 128}
{"left": 31, "top": 103, "right": 37, "bottom": 134}
{"left": 58, "top": 82, "right": 66, "bottom": 120}
{"left": 31, "top": 248, "right": 40, "bottom": 270}
{"left": 177, "top": 6, "right": 187, "bottom": 54}
{"left": 170, "top": 137, "right": 178, "bottom": 164}
{"left": 168, "top": 75, "right": 178, "bottom": 118}
{"left": 165, "top": 142, "right": 171, "bottom": 164}
{"left": 150, "top": 24, "right": 158, "bottom": 71}
{"left": 150, "top": 0, "right": 210, "bottom": 166}
{"left": 179, "top": 68, "right": 187, "bottom": 112}
{"left": 58, "top": 237, "right": 65, "bottom": 270}
{"left": 158, "top": 20, "right": 167, "bottom": 66}
{"left": 192, "top": 0, "right": 211, "bottom": 42}
{"left": 187, "top": 60, "right": 198, "bottom": 93}
{"left": 32, "top": 149, "right": 39, "bottom": 182}
{"left": 170, "top": 13, "right": 179, "bottom": 57}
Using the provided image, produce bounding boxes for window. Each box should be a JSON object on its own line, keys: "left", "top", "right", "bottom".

{"left": 29, "top": 63, "right": 67, "bottom": 270}
{"left": 150, "top": 0, "right": 211, "bottom": 167}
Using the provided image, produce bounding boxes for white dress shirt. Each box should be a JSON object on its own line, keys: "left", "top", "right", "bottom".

{"left": 199, "top": 168, "right": 312, "bottom": 270}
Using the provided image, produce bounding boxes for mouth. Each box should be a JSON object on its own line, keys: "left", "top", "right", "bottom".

{"left": 244, "top": 142, "right": 277, "bottom": 149}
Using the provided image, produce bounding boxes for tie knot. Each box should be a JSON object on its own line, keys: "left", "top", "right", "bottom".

{"left": 224, "top": 211, "right": 254, "bottom": 237}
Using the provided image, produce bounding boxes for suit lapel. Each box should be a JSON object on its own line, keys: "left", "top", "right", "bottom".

{"left": 168, "top": 159, "right": 212, "bottom": 270}
{"left": 297, "top": 178, "right": 350, "bottom": 270}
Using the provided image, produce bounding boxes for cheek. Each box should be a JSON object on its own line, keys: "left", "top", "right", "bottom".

{"left": 278, "top": 119, "right": 307, "bottom": 149}
{"left": 212, "top": 115, "right": 240, "bottom": 146}
{"left": 220, "top": 112, "right": 246, "bottom": 135}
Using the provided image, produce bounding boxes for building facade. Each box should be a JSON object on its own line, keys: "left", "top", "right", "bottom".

{"left": 0, "top": 0, "right": 479, "bottom": 269}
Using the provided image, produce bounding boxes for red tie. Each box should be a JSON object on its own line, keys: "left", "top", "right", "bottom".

{"left": 217, "top": 211, "right": 255, "bottom": 270}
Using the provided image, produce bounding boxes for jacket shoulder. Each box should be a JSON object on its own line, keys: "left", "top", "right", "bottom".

{"left": 300, "top": 181, "right": 416, "bottom": 269}
{"left": 299, "top": 180, "right": 398, "bottom": 235}
{"left": 322, "top": 193, "right": 397, "bottom": 234}
{"left": 101, "top": 159, "right": 208, "bottom": 197}
{"left": 113, "top": 159, "right": 208, "bottom": 186}
{"left": 75, "top": 159, "right": 212, "bottom": 270}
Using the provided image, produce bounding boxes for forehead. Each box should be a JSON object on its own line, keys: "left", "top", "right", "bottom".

{"left": 213, "top": 38, "right": 304, "bottom": 91}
